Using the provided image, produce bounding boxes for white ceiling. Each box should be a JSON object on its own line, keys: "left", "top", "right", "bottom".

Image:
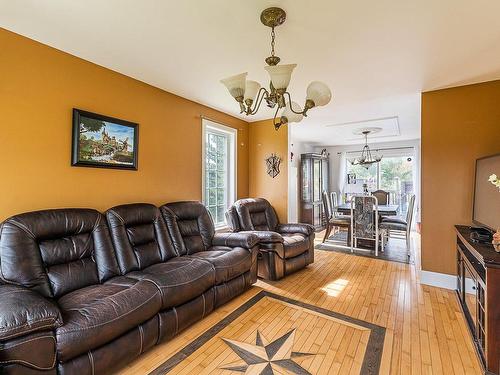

{"left": 1, "top": 0, "right": 500, "bottom": 145}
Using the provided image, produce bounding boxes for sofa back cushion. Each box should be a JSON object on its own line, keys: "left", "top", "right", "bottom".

{"left": 0, "top": 209, "right": 119, "bottom": 298}
{"left": 106, "top": 203, "right": 177, "bottom": 273}
{"left": 225, "top": 206, "right": 241, "bottom": 232}
{"left": 160, "top": 201, "right": 214, "bottom": 255}
{"left": 233, "top": 198, "right": 279, "bottom": 231}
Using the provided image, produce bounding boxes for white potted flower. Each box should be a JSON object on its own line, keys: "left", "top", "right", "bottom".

{"left": 489, "top": 174, "right": 500, "bottom": 252}
{"left": 489, "top": 174, "right": 500, "bottom": 191}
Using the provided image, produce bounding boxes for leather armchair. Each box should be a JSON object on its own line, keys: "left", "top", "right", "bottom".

{"left": 226, "top": 198, "right": 315, "bottom": 280}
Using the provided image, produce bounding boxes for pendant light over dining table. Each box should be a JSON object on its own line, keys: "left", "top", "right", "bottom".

{"left": 220, "top": 7, "right": 332, "bottom": 130}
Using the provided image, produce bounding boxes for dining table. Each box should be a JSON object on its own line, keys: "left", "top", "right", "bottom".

{"left": 335, "top": 203, "right": 399, "bottom": 216}
{"left": 334, "top": 203, "right": 400, "bottom": 250}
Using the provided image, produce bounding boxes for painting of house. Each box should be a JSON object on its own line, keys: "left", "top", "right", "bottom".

{"left": 72, "top": 109, "right": 138, "bottom": 170}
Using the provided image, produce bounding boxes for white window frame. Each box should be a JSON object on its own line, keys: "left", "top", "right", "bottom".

{"left": 201, "top": 118, "right": 237, "bottom": 228}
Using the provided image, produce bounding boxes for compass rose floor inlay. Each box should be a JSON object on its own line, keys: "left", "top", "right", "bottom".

{"left": 149, "top": 291, "right": 385, "bottom": 375}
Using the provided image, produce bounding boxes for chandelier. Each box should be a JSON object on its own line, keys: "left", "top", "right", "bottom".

{"left": 349, "top": 130, "right": 383, "bottom": 168}
{"left": 220, "top": 7, "right": 332, "bottom": 131}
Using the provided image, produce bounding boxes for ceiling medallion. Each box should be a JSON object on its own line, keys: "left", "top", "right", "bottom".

{"left": 349, "top": 130, "right": 383, "bottom": 168}
{"left": 220, "top": 328, "right": 315, "bottom": 374}
{"left": 221, "top": 7, "right": 332, "bottom": 131}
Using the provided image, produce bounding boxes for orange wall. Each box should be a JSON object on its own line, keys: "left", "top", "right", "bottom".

{"left": 0, "top": 28, "right": 249, "bottom": 220}
{"left": 249, "top": 119, "right": 288, "bottom": 222}
{"left": 421, "top": 80, "right": 500, "bottom": 275}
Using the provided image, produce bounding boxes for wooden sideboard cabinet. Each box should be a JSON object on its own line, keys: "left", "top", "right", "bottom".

{"left": 299, "top": 153, "right": 329, "bottom": 230}
{"left": 455, "top": 225, "right": 500, "bottom": 374}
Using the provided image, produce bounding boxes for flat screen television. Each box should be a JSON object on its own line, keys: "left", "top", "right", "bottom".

{"left": 473, "top": 153, "right": 500, "bottom": 232}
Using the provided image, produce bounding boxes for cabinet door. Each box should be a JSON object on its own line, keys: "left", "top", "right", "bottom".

{"left": 463, "top": 264, "right": 478, "bottom": 334}
{"left": 313, "top": 159, "right": 321, "bottom": 202}
{"left": 457, "top": 250, "right": 463, "bottom": 296}
{"left": 313, "top": 203, "right": 321, "bottom": 227}
{"left": 322, "top": 159, "right": 329, "bottom": 193}
{"left": 302, "top": 160, "right": 311, "bottom": 202}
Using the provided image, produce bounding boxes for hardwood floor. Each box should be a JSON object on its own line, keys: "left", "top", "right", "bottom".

{"left": 117, "top": 233, "right": 482, "bottom": 374}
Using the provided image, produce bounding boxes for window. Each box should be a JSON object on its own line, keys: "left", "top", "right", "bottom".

{"left": 345, "top": 153, "right": 414, "bottom": 216}
{"left": 202, "top": 119, "right": 237, "bottom": 227}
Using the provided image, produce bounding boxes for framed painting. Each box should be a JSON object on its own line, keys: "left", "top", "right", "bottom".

{"left": 71, "top": 109, "right": 138, "bottom": 170}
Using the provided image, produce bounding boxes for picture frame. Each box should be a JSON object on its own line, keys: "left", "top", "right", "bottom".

{"left": 347, "top": 173, "right": 356, "bottom": 184}
{"left": 71, "top": 109, "right": 138, "bottom": 170}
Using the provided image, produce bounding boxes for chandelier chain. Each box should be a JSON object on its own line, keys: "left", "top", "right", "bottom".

{"left": 270, "top": 26, "right": 276, "bottom": 57}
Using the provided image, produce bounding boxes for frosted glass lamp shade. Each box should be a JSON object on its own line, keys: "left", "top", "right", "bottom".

{"left": 282, "top": 101, "right": 303, "bottom": 123}
{"left": 244, "top": 80, "right": 261, "bottom": 102}
{"left": 306, "top": 81, "right": 332, "bottom": 106}
{"left": 220, "top": 72, "right": 248, "bottom": 100}
{"left": 264, "top": 64, "right": 297, "bottom": 90}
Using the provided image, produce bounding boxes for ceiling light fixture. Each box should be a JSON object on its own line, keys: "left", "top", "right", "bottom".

{"left": 220, "top": 7, "right": 332, "bottom": 131}
{"left": 349, "top": 130, "right": 383, "bottom": 168}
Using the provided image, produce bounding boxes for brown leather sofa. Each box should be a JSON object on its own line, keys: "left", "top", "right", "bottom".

{"left": 0, "top": 201, "right": 258, "bottom": 375}
{"left": 225, "top": 198, "right": 315, "bottom": 281}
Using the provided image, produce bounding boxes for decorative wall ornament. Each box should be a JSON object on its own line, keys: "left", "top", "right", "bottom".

{"left": 266, "top": 153, "right": 282, "bottom": 178}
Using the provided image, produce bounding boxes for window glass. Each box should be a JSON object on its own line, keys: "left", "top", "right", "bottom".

{"left": 345, "top": 154, "right": 414, "bottom": 216}
{"left": 202, "top": 120, "right": 236, "bottom": 227}
{"left": 380, "top": 156, "right": 413, "bottom": 215}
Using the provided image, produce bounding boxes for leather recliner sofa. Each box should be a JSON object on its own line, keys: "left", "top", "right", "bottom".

{"left": 225, "top": 198, "right": 315, "bottom": 281}
{"left": 0, "top": 201, "right": 258, "bottom": 375}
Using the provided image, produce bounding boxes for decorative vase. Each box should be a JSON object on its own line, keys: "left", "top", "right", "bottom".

{"left": 493, "top": 229, "right": 500, "bottom": 253}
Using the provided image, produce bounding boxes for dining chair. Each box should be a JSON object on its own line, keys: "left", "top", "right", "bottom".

{"left": 371, "top": 190, "right": 389, "bottom": 205}
{"left": 380, "top": 194, "right": 415, "bottom": 256}
{"left": 350, "top": 195, "right": 379, "bottom": 256}
{"left": 322, "top": 191, "right": 350, "bottom": 243}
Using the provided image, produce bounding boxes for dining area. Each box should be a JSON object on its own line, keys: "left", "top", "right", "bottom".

{"left": 321, "top": 189, "right": 416, "bottom": 259}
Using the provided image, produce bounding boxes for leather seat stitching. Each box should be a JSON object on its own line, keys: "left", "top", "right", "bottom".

{"left": 6, "top": 220, "right": 36, "bottom": 239}
{"left": 151, "top": 268, "right": 214, "bottom": 287}
{"left": 107, "top": 210, "right": 125, "bottom": 225}
{"left": 141, "top": 259, "right": 195, "bottom": 275}
{"left": 59, "top": 291, "right": 160, "bottom": 334}
{"left": 173, "top": 307, "right": 179, "bottom": 335}
{"left": 0, "top": 317, "right": 56, "bottom": 332}
{"left": 88, "top": 350, "right": 95, "bottom": 375}
{"left": 138, "top": 325, "right": 144, "bottom": 354}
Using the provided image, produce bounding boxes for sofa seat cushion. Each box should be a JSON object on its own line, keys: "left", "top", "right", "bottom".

{"left": 188, "top": 246, "right": 252, "bottom": 284}
{"left": 127, "top": 258, "right": 215, "bottom": 309}
{"left": 282, "top": 234, "right": 309, "bottom": 259}
{"left": 56, "top": 276, "right": 161, "bottom": 362}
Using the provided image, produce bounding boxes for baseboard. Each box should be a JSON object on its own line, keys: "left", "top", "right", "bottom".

{"left": 420, "top": 270, "right": 456, "bottom": 290}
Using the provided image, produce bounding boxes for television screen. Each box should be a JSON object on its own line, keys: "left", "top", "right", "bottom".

{"left": 473, "top": 153, "right": 500, "bottom": 231}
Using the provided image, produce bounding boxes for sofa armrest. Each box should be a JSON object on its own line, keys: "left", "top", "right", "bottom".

{"left": 241, "top": 231, "right": 284, "bottom": 243}
{"left": 276, "top": 223, "right": 315, "bottom": 236}
{"left": 0, "top": 284, "right": 62, "bottom": 341}
{"left": 212, "top": 232, "right": 259, "bottom": 249}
